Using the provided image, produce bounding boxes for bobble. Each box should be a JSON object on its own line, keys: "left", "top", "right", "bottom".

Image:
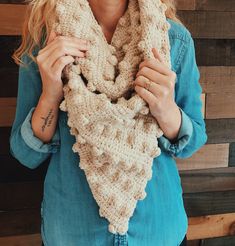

{"left": 140, "top": 105, "right": 149, "bottom": 115}
{"left": 87, "top": 82, "right": 96, "bottom": 92}
{"left": 76, "top": 135, "right": 86, "bottom": 144}
{"left": 72, "top": 142, "right": 80, "bottom": 153}
{"left": 68, "top": 78, "right": 79, "bottom": 90}
{"left": 119, "top": 16, "right": 128, "bottom": 26}
{"left": 108, "top": 224, "right": 117, "bottom": 234}
{"left": 137, "top": 40, "right": 146, "bottom": 52}
{"left": 99, "top": 208, "right": 105, "bottom": 217}
{"left": 108, "top": 44, "right": 116, "bottom": 54}
{"left": 120, "top": 160, "right": 132, "bottom": 171}
{"left": 134, "top": 189, "right": 147, "bottom": 200}
{"left": 118, "top": 60, "right": 129, "bottom": 70}
{"left": 70, "top": 127, "right": 79, "bottom": 136}
{"left": 156, "top": 128, "right": 164, "bottom": 138}
{"left": 118, "top": 222, "right": 128, "bottom": 235}
{"left": 108, "top": 55, "right": 118, "bottom": 66}
{"left": 122, "top": 44, "right": 129, "bottom": 52}
{"left": 150, "top": 146, "right": 161, "bottom": 158}
{"left": 59, "top": 100, "right": 67, "bottom": 112}
{"left": 80, "top": 115, "right": 89, "bottom": 125}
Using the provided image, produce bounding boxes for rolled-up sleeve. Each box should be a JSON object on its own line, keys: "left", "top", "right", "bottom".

{"left": 9, "top": 48, "right": 61, "bottom": 169}
{"left": 158, "top": 30, "right": 207, "bottom": 158}
{"left": 20, "top": 106, "right": 60, "bottom": 153}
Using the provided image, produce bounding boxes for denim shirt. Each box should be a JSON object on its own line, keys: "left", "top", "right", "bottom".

{"left": 9, "top": 18, "right": 207, "bottom": 246}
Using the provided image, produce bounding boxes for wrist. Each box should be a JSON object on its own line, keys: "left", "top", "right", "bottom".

{"left": 40, "top": 92, "right": 62, "bottom": 107}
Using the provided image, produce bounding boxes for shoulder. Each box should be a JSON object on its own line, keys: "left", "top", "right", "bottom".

{"left": 166, "top": 18, "right": 194, "bottom": 72}
{"left": 166, "top": 18, "right": 192, "bottom": 44}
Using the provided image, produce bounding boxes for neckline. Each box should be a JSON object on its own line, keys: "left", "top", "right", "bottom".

{"left": 86, "top": 0, "right": 130, "bottom": 46}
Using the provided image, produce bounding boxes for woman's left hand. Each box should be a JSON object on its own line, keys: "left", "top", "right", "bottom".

{"left": 134, "top": 47, "right": 182, "bottom": 142}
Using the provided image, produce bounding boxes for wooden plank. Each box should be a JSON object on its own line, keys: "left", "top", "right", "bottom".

{"left": 205, "top": 118, "right": 235, "bottom": 144}
{"left": 199, "top": 66, "right": 235, "bottom": 94}
{"left": 0, "top": 127, "right": 11, "bottom": 155}
{"left": 187, "top": 213, "right": 235, "bottom": 240}
{"left": 0, "top": 181, "right": 43, "bottom": 211}
{"left": 183, "top": 191, "right": 235, "bottom": 217}
{"left": 0, "top": 233, "right": 41, "bottom": 246}
{"left": 229, "top": 142, "right": 235, "bottom": 167}
{"left": 178, "top": 11, "right": 235, "bottom": 39}
{"left": 0, "top": 98, "right": 16, "bottom": 127}
{"left": 0, "top": 4, "right": 26, "bottom": 35}
{"left": 195, "top": 39, "right": 235, "bottom": 66}
{"left": 0, "top": 68, "right": 18, "bottom": 97}
{"left": 0, "top": 36, "right": 22, "bottom": 68}
{"left": 206, "top": 93, "right": 235, "bottom": 119}
{"left": 201, "top": 93, "right": 205, "bottom": 118}
{"left": 177, "top": 0, "right": 235, "bottom": 11}
{"left": 0, "top": 209, "right": 40, "bottom": 237}
{"left": 176, "top": 0, "right": 196, "bottom": 10}
{"left": 0, "top": 155, "right": 48, "bottom": 183}
{"left": 201, "top": 235, "right": 235, "bottom": 246}
{"left": 195, "top": 0, "right": 235, "bottom": 11}
{"left": 176, "top": 144, "right": 229, "bottom": 171}
{"left": 180, "top": 167, "right": 235, "bottom": 193}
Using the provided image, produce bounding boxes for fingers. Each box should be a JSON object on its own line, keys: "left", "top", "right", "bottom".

{"left": 152, "top": 47, "right": 163, "bottom": 62}
{"left": 134, "top": 84, "right": 157, "bottom": 107}
{"left": 138, "top": 58, "right": 170, "bottom": 76}
{"left": 45, "top": 45, "right": 87, "bottom": 68}
{"left": 136, "top": 66, "right": 168, "bottom": 86}
{"left": 134, "top": 75, "right": 164, "bottom": 98}
{"left": 51, "top": 55, "right": 75, "bottom": 77}
{"left": 37, "top": 36, "right": 89, "bottom": 68}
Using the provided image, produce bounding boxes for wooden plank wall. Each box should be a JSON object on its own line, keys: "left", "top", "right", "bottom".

{"left": 0, "top": 0, "right": 234, "bottom": 245}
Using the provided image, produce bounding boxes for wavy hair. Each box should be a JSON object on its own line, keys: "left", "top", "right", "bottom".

{"left": 12, "top": 0, "right": 184, "bottom": 67}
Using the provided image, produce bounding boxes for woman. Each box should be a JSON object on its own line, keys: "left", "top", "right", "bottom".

{"left": 10, "top": 0, "right": 207, "bottom": 245}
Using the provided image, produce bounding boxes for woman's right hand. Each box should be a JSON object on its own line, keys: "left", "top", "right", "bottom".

{"left": 36, "top": 30, "right": 90, "bottom": 104}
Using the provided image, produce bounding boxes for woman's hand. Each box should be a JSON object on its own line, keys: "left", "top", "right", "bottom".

{"left": 36, "top": 30, "right": 90, "bottom": 105}
{"left": 134, "top": 47, "right": 182, "bottom": 142}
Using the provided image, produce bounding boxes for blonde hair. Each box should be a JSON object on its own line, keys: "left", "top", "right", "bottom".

{"left": 12, "top": 0, "right": 184, "bottom": 67}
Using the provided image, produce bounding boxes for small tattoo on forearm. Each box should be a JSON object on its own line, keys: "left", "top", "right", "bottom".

{"left": 40, "top": 109, "right": 54, "bottom": 132}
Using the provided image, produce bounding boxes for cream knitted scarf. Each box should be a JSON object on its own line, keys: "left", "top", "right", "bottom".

{"left": 50, "top": 0, "right": 171, "bottom": 235}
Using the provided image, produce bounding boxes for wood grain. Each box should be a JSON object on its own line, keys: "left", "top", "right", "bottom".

{"left": 0, "top": 4, "right": 26, "bottom": 35}
{"left": 187, "top": 213, "right": 235, "bottom": 240}
{"left": 205, "top": 118, "right": 235, "bottom": 144}
{"left": 0, "top": 233, "right": 42, "bottom": 246}
{"left": 178, "top": 11, "right": 235, "bottom": 39}
{"left": 180, "top": 167, "right": 235, "bottom": 193}
{"left": 199, "top": 66, "right": 235, "bottom": 94}
{"left": 206, "top": 93, "right": 235, "bottom": 119}
{"left": 0, "top": 98, "right": 16, "bottom": 127}
{"left": 176, "top": 144, "right": 229, "bottom": 171}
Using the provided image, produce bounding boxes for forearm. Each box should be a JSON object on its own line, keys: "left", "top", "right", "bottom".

{"left": 31, "top": 93, "right": 61, "bottom": 143}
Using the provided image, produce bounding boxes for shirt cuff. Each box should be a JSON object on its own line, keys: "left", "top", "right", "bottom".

{"left": 20, "top": 107, "right": 60, "bottom": 154}
{"left": 158, "top": 107, "right": 193, "bottom": 156}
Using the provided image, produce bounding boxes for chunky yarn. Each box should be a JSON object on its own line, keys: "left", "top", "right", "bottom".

{"left": 50, "top": 0, "right": 171, "bottom": 235}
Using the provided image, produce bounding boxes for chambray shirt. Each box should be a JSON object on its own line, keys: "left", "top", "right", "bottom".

{"left": 9, "top": 18, "right": 207, "bottom": 246}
